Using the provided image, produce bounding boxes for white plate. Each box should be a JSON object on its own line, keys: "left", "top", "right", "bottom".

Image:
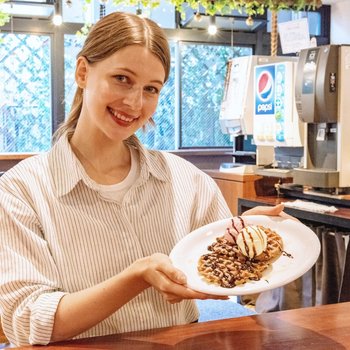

{"left": 169, "top": 215, "right": 321, "bottom": 296}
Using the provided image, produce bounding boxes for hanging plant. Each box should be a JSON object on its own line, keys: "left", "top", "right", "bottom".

{"left": 112, "top": 0, "right": 323, "bottom": 17}
{"left": 0, "top": 0, "right": 10, "bottom": 27}
{"left": 0, "top": 0, "right": 323, "bottom": 29}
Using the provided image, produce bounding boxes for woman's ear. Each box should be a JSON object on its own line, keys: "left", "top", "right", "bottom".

{"left": 75, "top": 56, "right": 89, "bottom": 88}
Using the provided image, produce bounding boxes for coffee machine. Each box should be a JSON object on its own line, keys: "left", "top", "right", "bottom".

{"left": 293, "top": 45, "right": 350, "bottom": 192}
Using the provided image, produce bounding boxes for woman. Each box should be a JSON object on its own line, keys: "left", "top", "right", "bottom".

{"left": 0, "top": 12, "right": 286, "bottom": 346}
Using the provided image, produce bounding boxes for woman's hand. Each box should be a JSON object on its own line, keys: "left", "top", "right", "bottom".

{"left": 137, "top": 253, "right": 228, "bottom": 304}
{"left": 242, "top": 203, "right": 297, "bottom": 221}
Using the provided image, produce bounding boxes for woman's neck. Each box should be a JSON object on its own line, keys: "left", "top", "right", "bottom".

{"left": 70, "top": 132, "right": 131, "bottom": 185}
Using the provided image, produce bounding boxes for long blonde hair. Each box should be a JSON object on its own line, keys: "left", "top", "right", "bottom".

{"left": 53, "top": 12, "right": 171, "bottom": 142}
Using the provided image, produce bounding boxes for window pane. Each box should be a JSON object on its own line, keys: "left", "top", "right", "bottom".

{"left": 64, "top": 34, "right": 83, "bottom": 117}
{"left": 0, "top": 33, "right": 52, "bottom": 152}
{"left": 62, "top": 0, "right": 85, "bottom": 23}
{"left": 267, "top": 10, "right": 321, "bottom": 36}
{"left": 180, "top": 44, "right": 252, "bottom": 148}
{"left": 93, "top": 1, "right": 176, "bottom": 29}
{"left": 136, "top": 42, "right": 176, "bottom": 150}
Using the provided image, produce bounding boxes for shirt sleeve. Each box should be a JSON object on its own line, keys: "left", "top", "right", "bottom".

{"left": 0, "top": 183, "right": 66, "bottom": 346}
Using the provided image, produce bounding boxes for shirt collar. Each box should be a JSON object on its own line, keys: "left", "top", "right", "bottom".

{"left": 49, "top": 133, "right": 171, "bottom": 197}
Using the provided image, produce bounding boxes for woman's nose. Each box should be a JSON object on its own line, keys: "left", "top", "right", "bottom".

{"left": 123, "top": 85, "right": 143, "bottom": 110}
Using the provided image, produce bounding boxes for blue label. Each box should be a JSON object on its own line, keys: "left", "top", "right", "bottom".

{"left": 255, "top": 65, "right": 275, "bottom": 115}
{"left": 275, "top": 63, "right": 285, "bottom": 142}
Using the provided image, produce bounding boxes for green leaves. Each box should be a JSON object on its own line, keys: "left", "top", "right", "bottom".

{"left": 0, "top": 0, "right": 10, "bottom": 27}
{"left": 0, "top": 0, "right": 323, "bottom": 30}
{"left": 109, "top": 0, "right": 322, "bottom": 17}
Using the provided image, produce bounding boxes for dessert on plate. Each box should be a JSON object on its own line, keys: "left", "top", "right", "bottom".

{"left": 197, "top": 216, "right": 284, "bottom": 288}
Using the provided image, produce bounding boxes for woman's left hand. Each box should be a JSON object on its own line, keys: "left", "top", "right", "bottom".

{"left": 242, "top": 203, "right": 297, "bottom": 221}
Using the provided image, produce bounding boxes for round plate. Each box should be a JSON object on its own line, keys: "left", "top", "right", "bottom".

{"left": 169, "top": 215, "right": 321, "bottom": 296}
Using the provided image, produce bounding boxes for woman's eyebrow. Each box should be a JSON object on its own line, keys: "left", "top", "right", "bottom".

{"left": 115, "top": 67, "right": 164, "bottom": 85}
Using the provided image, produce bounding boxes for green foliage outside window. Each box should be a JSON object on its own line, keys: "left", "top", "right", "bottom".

{"left": 181, "top": 44, "right": 252, "bottom": 148}
{"left": 0, "top": 33, "right": 52, "bottom": 152}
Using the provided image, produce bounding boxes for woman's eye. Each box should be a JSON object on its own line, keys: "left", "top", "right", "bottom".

{"left": 145, "top": 86, "right": 159, "bottom": 95}
{"left": 115, "top": 75, "right": 128, "bottom": 83}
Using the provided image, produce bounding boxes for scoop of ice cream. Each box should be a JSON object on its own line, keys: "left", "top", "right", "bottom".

{"left": 224, "top": 216, "right": 246, "bottom": 243}
{"left": 236, "top": 225, "right": 268, "bottom": 259}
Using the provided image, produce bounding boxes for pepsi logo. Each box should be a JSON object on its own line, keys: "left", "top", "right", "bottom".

{"left": 257, "top": 71, "right": 273, "bottom": 102}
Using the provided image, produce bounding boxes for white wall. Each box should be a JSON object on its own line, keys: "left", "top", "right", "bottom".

{"left": 330, "top": 0, "right": 350, "bottom": 44}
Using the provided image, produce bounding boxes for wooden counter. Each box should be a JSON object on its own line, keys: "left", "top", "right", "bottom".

{"left": 204, "top": 170, "right": 262, "bottom": 215}
{"left": 0, "top": 153, "right": 36, "bottom": 172}
{"left": 12, "top": 302, "right": 350, "bottom": 349}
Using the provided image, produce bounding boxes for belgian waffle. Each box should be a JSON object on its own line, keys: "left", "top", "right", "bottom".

{"left": 254, "top": 226, "right": 283, "bottom": 262}
{"left": 197, "top": 225, "right": 283, "bottom": 288}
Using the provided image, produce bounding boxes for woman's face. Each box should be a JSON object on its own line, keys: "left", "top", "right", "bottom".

{"left": 75, "top": 45, "right": 166, "bottom": 143}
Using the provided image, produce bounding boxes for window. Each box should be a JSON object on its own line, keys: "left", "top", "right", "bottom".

{"left": 63, "top": 38, "right": 251, "bottom": 150}
{"left": 64, "top": 34, "right": 84, "bottom": 117}
{"left": 0, "top": 32, "right": 52, "bottom": 152}
{"left": 136, "top": 42, "right": 176, "bottom": 150}
{"left": 180, "top": 43, "right": 251, "bottom": 148}
{"left": 267, "top": 8, "right": 327, "bottom": 37}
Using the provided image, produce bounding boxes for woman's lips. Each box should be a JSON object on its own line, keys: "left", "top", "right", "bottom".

{"left": 108, "top": 107, "right": 138, "bottom": 125}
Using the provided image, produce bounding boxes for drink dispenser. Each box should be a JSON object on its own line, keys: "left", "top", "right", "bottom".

{"left": 293, "top": 45, "right": 350, "bottom": 189}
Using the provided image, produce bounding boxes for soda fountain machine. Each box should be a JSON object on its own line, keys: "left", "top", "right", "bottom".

{"left": 292, "top": 45, "right": 350, "bottom": 197}
{"left": 253, "top": 60, "right": 305, "bottom": 173}
{"left": 219, "top": 55, "right": 299, "bottom": 173}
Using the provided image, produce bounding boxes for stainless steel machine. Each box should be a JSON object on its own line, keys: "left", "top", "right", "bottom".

{"left": 292, "top": 45, "right": 350, "bottom": 193}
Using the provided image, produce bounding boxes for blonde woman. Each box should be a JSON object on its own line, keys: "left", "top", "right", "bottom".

{"left": 0, "top": 12, "right": 285, "bottom": 346}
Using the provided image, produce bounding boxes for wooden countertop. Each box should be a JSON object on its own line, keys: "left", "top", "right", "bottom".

{"left": 12, "top": 302, "right": 350, "bottom": 349}
{"left": 204, "top": 169, "right": 262, "bottom": 182}
{"left": 0, "top": 153, "right": 36, "bottom": 160}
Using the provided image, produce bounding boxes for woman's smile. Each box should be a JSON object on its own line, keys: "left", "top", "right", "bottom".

{"left": 107, "top": 107, "right": 139, "bottom": 127}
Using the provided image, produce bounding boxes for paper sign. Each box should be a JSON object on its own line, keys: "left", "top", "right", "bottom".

{"left": 278, "top": 18, "right": 310, "bottom": 54}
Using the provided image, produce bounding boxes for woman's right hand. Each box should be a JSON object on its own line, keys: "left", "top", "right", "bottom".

{"left": 135, "top": 253, "right": 228, "bottom": 304}
{"left": 50, "top": 252, "right": 225, "bottom": 343}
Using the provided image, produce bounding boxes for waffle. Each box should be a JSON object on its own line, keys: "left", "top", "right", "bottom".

{"left": 197, "top": 225, "right": 283, "bottom": 288}
{"left": 254, "top": 226, "right": 283, "bottom": 262}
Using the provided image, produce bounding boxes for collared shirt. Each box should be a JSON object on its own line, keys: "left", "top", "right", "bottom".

{"left": 0, "top": 133, "right": 231, "bottom": 346}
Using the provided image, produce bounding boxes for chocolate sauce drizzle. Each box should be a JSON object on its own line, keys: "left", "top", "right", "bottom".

{"left": 228, "top": 216, "right": 246, "bottom": 243}
{"left": 241, "top": 225, "right": 265, "bottom": 258}
{"left": 238, "top": 216, "right": 245, "bottom": 228}
{"left": 282, "top": 250, "right": 293, "bottom": 258}
{"left": 226, "top": 227, "right": 236, "bottom": 243}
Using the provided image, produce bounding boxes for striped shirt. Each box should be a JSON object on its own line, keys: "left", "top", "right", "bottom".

{"left": 0, "top": 133, "right": 231, "bottom": 346}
